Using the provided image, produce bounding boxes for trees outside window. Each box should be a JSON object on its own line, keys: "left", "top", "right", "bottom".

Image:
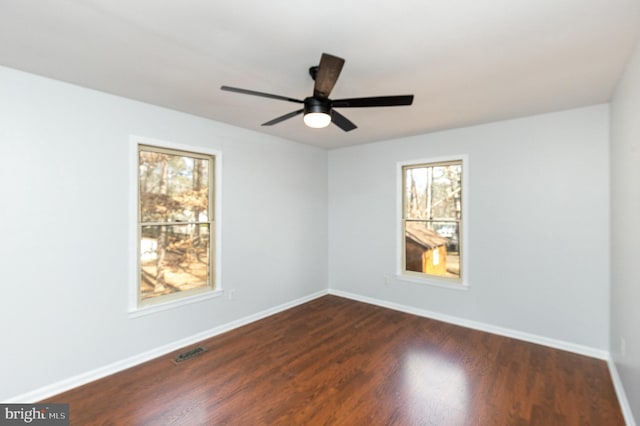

{"left": 138, "top": 144, "right": 215, "bottom": 305}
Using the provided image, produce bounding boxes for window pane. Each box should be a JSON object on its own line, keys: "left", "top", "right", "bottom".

{"left": 403, "top": 160, "right": 463, "bottom": 283}
{"left": 430, "top": 165, "right": 462, "bottom": 220}
{"left": 405, "top": 221, "right": 460, "bottom": 278}
{"left": 405, "top": 164, "right": 461, "bottom": 221}
{"left": 139, "top": 150, "right": 210, "bottom": 223}
{"left": 140, "top": 224, "right": 210, "bottom": 300}
{"left": 405, "top": 167, "right": 429, "bottom": 220}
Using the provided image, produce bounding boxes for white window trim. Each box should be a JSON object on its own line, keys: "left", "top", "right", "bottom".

{"left": 128, "top": 135, "right": 223, "bottom": 317}
{"left": 395, "top": 154, "right": 470, "bottom": 289}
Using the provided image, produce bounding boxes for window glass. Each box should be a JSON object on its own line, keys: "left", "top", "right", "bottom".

{"left": 138, "top": 145, "right": 215, "bottom": 305}
{"left": 403, "top": 161, "right": 462, "bottom": 281}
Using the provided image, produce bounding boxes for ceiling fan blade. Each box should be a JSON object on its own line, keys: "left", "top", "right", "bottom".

{"left": 262, "top": 109, "right": 304, "bottom": 126}
{"left": 332, "top": 95, "right": 414, "bottom": 108}
{"left": 331, "top": 110, "right": 357, "bottom": 132}
{"left": 221, "top": 86, "right": 304, "bottom": 104}
{"left": 313, "top": 53, "right": 345, "bottom": 99}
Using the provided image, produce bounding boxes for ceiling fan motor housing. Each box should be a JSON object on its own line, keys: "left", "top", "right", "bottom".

{"left": 304, "top": 97, "right": 330, "bottom": 115}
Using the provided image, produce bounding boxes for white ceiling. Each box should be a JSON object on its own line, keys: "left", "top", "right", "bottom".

{"left": 1, "top": 1, "right": 639, "bottom": 149}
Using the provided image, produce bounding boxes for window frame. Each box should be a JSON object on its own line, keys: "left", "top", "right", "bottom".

{"left": 396, "top": 155, "right": 469, "bottom": 289}
{"left": 129, "top": 136, "right": 223, "bottom": 317}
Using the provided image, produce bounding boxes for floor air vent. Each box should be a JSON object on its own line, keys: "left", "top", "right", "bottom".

{"left": 172, "top": 346, "right": 207, "bottom": 364}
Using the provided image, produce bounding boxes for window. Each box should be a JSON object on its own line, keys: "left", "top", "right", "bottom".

{"left": 135, "top": 142, "right": 218, "bottom": 309}
{"left": 401, "top": 159, "right": 464, "bottom": 284}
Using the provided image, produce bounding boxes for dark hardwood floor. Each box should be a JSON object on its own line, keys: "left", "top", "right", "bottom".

{"left": 43, "top": 295, "right": 624, "bottom": 425}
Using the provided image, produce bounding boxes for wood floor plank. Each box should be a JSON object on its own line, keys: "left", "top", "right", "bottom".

{"left": 42, "top": 295, "right": 624, "bottom": 425}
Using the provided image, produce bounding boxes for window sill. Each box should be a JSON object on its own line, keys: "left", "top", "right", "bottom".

{"left": 128, "top": 289, "right": 223, "bottom": 319}
{"left": 394, "top": 274, "right": 469, "bottom": 291}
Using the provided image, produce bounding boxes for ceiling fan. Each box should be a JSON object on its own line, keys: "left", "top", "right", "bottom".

{"left": 221, "top": 53, "right": 414, "bottom": 132}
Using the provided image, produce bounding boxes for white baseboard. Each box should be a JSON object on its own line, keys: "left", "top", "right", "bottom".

{"left": 328, "top": 289, "right": 609, "bottom": 360}
{"left": 608, "top": 359, "right": 637, "bottom": 426}
{"left": 5, "top": 290, "right": 328, "bottom": 403}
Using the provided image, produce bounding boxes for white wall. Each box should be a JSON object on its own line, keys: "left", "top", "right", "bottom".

{"left": 328, "top": 105, "right": 610, "bottom": 350}
{"left": 0, "top": 62, "right": 621, "bottom": 403}
{"left": 611, "top": 37, "right": 640, "bottom": 422}
{"left": 0, "top": 66, "right": 328, "bottom": 401}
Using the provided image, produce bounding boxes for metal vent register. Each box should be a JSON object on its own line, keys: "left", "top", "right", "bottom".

{"left": 172, "top": 346, "right": 207, "bottom": 364}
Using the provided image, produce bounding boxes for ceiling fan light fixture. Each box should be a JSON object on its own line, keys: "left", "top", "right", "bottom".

{"left": 303, "top": 97, "right": 331, "bottom": 128}
{"left": 304, "top": 112, "right": 331, "bottom": 128}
